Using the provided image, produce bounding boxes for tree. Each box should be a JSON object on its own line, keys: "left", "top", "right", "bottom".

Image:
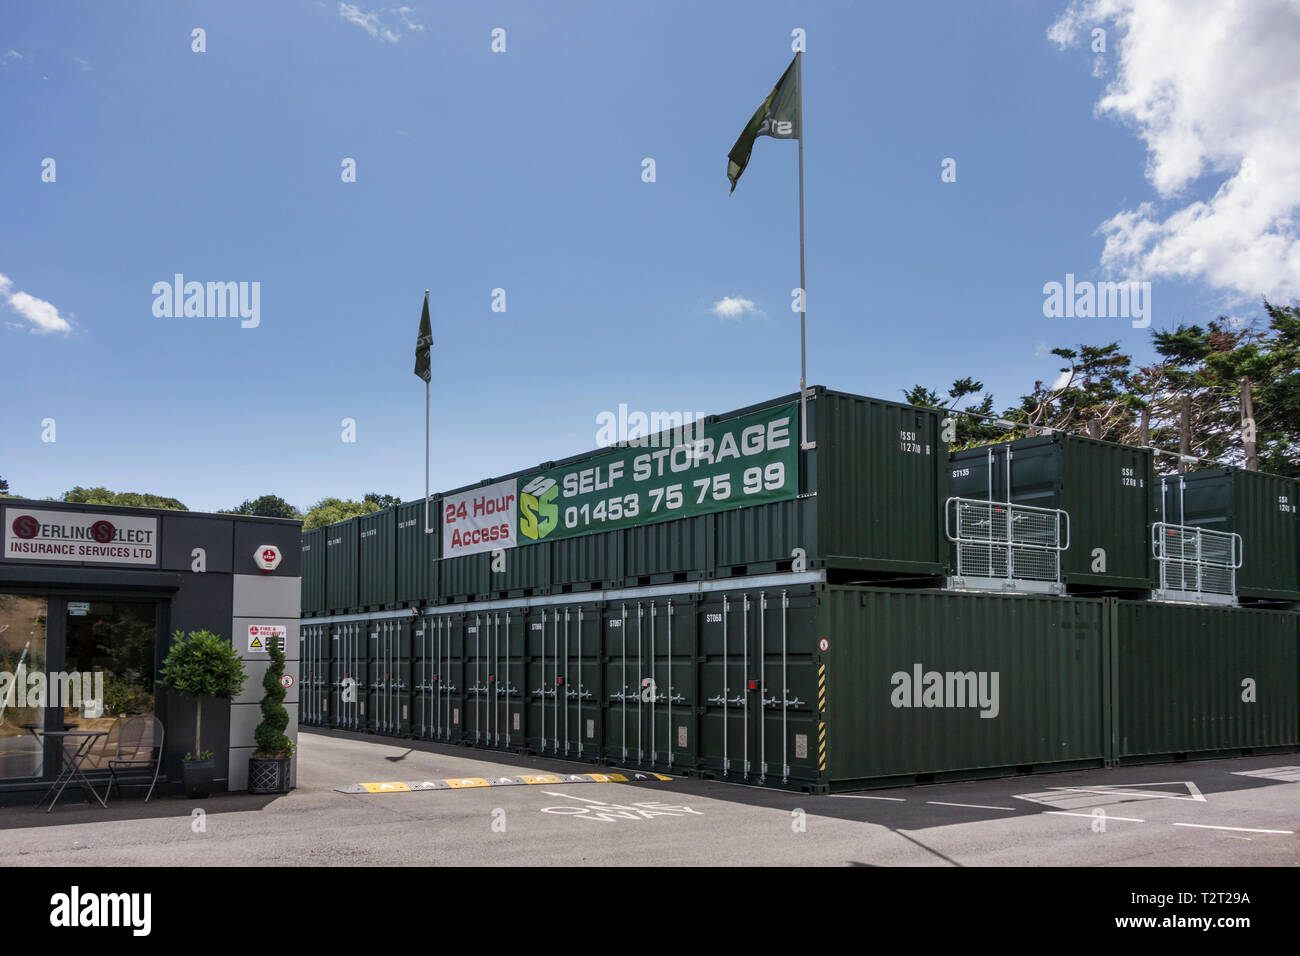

{"left": 222, "top": 494, "right": 300, "bottom": 519}
{"left": 158, "top": 630, "right": 246, "bottom": 761}
{"left": 363, "top": 492, "right": 401, "bottom": 510}
{"left": 904, "top": 378, "right": 1009, "bottom": 447}
{"left": 61, "top": 486, "right": 188, "bottom": 511}
{"left": 253, "top": 637, "right": 294, "bottom": 757}
{"left": 300, "top": 496, "right": 383, "bottom": 529}
{"left": 0, "top": 476, "right": 10, "bottom": 497}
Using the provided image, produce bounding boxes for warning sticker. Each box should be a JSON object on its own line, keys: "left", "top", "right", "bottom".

{"left": 248, "top": 624, "right": 288, "bottom": 653}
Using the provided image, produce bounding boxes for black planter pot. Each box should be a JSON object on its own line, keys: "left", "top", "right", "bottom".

{"left": 183, "top": 759, "right": 216, "bottom": 798}
{"left": 247, "top": 755, "right": 292, "bottom": 795}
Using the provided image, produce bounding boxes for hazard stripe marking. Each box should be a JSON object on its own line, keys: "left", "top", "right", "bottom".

{"left": 338, "top": 771, "right": 671, "bottom": 794}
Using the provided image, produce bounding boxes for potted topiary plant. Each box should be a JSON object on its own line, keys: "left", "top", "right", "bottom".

{"left": 248, "top": 636, "right": 295, "bottom": 794}
{"left": 159, "top": 629, "right": 246, "bottom": 798}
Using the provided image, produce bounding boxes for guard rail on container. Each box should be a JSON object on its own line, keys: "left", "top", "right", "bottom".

{"left": 945, "top": 496, "right": 1069, "bottom": 594}
{"left": 1150, "top": 521, "right": 1241, "bottom": 605}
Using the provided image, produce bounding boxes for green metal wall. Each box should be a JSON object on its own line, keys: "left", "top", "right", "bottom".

{"left": 324, "top": 519, "right": 358, "bottom": 612}
{"left": 394, "top": 499, "right": 438, "bottom": 606}
{"left": 1111, "top": 601, "right": 1300, "bottom": 760}
{"left": 300, "top": 527, "right": 326, "bottom": 616}
{"left": 1170, "top": 468, "right": 1300, "bottom": 601}
{"left": 356, "top": 509, "right": 396, "bottom": 609}
{"left": 822, "top": 588, "right": 1108, "bottom": 786}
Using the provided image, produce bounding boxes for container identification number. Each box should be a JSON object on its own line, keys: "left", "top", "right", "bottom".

{"left": 899, "top": 430, "right": 931, "bottom": 455}
{"left": 1120, "top": 466, "right": 1143, "bottom": 488}
{"left": 1279, "top": 495, "right": 1294, "bottom": 514}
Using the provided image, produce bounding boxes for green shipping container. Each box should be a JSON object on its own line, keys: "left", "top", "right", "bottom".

{"left": 1158, "top": 467, "right": 1300, "bottom": 602}
{"left": 713, "top": 388, "right": 948, "bottom": 580}
{"left": 1111, "top": 601, "right": 1300, "bottom": 761}
{"left": 300, "top": 527, "right": 326, "bottom": 616}
{"left": 324, "top": 519, "right": 359, "bottom": 613}
{"left": 949, "top": 433, "right": 1154, "bottom": 593}
{"left": 357, "top": 509, "right": 396, "bottom": 609}
{"left": 395, "top": 499, "right": 439, "bottom": 606}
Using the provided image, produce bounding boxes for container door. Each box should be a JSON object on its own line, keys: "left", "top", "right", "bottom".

{"left": 464, "top": 614, "right": 488, "bottom": 746}
{"left": 525, "top": 607, "right": 553, "bottom": 754}
{"left": 698, "top": 592, "right": 755, "bottom": 779}
{"left": 602, "top": 602, "right": 633, "bottom": 763}
{"left": 563, "top": 604, "right": 602, "bottom": 760}
{"left": 650, "top": 597, "right": 697, "bottom": 772}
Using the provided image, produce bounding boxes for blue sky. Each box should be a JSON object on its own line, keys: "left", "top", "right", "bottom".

{"left": 2, "top": 0, "right": 1296, "bottom": 512}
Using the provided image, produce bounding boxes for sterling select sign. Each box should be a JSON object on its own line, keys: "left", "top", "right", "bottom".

{"left": 3, "top": 506, "right": 159, "bottom": 566}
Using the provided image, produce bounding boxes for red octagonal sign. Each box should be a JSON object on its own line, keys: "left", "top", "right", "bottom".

{"left": 255, "top": 544, "right": 282, "bottom": 573}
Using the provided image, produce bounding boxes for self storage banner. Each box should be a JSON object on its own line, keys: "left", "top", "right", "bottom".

{"left": 3, "top": 506, "right": 159, "bottom": 566}
{"left": 517, "top": 403, "right": 799, "bottom": 544}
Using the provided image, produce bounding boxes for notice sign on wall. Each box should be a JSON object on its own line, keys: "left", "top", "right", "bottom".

{"left": 248, "top": 624, "right": 287, "bottom": 653}
{"left": 441, "top": 478, "right": 517, "bottom": 559}
{"left": 3, "top": 506, "right": 159, "bottom": 565}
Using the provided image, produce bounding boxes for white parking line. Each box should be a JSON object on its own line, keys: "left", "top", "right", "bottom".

{"left": 832, "top": 794, "right": 906, "bottom": 802}
{"left": 1045, "top": 811, "right": 1145, "bottom": 822}
{"left": 1172, "top": 823, "right": 1294, "bottom": 835}
{"left": 927, "top": 801, "right": 1018, "bottom": 811}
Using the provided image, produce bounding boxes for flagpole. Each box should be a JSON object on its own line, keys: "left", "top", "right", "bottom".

{"left": 796, "top": 51, "right": 814, "bottom": 451}
{"left": 424, "top": 288, "right": 432, "bottom": 535}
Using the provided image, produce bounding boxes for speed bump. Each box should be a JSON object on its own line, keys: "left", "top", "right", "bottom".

{"left": 336, "top": 771, "right": 671, "bottom": 795}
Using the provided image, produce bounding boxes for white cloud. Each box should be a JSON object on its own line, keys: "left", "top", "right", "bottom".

{"left": 711, "top": 296, "right": 761, "bottom": 320}
{"left": 71, "top": 55, "right": 90, "bottom": 71}
{"left": 1049, "top": 0, "right": 1300, "bottom": 302}
{"left": 0, "top": 273, "right": 73, "bottom": 335}
{"left": 1, "top": 50, "right": 23, "bottom": 65}
{"left": 338, "top": 3, "right": 422, "bottom": 43}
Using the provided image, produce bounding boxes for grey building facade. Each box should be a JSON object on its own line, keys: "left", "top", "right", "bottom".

{"left": 0, "top": 499, "right": 301, "bottom": 800}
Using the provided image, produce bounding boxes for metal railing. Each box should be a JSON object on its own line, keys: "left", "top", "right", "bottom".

{"left": 945, "top": 496, "right": 1069, "bottom": 590}
{"left": 1151, "top": 521, "right": 1241, "bottom": 603}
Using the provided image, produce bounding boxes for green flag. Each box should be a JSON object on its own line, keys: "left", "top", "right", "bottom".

{"left": 727, "top": 55, "right": 801, "bottom": 194}
{"left": 413, "top": 292, "right": 432, "bottom": 383}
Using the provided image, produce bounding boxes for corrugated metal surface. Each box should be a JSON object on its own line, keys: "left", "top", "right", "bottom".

{"left": 1112, "top": 601, "right": 1299, "bottom": 759}
{"left": 394, "top": 499, "right": 438, "bottom": 606}
{"left": 324, "top": 520, "right": 358, "bottom": 612}
{"left": 951, "top": 434, "right": 1154, "bottom": 591}
{"left": 1169, "top": 467, "right": 1300, "bottom": 601}
{"left": 816, "top": 392, "right": 948, "bottom": 575}
{"left": 554, "top": 528, "right": 624, "bottom": 588}
{"left": 300, "top": 527, "right": 326, "bottom": 616}
{"left": 440, "top": 552, "right": 489, "bottom": 602}
{"left": 356, "top": 509, "right": 396, "bottom": 609}
{"left": 493, "top": 541, "right": 550, "bottom": 596}
{"left": 624, "top": 520, "right": 701, "bottom": 583}
{"left": 824, "top": 587, "right": 1107, "bottom": 784}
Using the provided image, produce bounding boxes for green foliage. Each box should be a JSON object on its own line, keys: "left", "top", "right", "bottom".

{"left": 0, "top": 475, "right": 10, "bottom": 496}
{"left": 363, "top": 492, "right": 401, "bottom": 509}
{"left": 159, "top": 630, "right": 245, "bottom": 699}
{"left": 912, "top": 302, "right": 1300, "bottom": 476}
{"left": 61, "top": 486, "right": 188, "bottom": 511}
{"left": 253, "top": 638, "right": 294, "bottom": 757}
{"left": 159, "top": 630, "right": 246, "bottom": 761}
{"left": 102, "top": 676, "right": 153, "bottom": 717}
{"left": 301, "top": 496, "right": 383, "bottom": 529}
{"left": 184, "top": 750, "right": 215, "bottom": 762}
{"left": 221, "top": 494, "right": 301, "bottom": 519}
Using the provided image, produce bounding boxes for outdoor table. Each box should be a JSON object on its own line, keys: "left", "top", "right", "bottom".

{"left": 33, "top": 729, "right": 108, "bottom": 812}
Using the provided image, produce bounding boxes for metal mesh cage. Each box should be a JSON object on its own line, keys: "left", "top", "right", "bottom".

{"left": 1152, "top": 523, "right": 1239, "bottom": 598}
{"left": 948, "top": 498, "right": 1067, "bottom": 586}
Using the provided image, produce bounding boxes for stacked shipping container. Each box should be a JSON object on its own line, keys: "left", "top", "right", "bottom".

{"left": 299, "top": 387, "right": 1300, "bottom": 791}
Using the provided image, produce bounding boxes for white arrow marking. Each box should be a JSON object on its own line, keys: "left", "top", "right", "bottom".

{"left": 1173, "top": 822, "right": 1293, "bottom": 834}
{"left": 1048, "top": 782, "right": 1205, "bottom": 802}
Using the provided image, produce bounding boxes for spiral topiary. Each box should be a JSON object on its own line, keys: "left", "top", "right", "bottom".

{"left": 253, "top": 636, "right": 295, "bottom": 757}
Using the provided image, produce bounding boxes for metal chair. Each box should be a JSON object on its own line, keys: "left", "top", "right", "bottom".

{"left": 79, "top": 717, "right": 125, "bottom": 771}
{"left": 107, "top": 715, "right": 165, "bottom": 803}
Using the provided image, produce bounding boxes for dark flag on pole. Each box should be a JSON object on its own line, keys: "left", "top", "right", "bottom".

{"left": 727, "top": 55, "right": 801, "bottom": 194}
{"left": 414, "top": 292, "right": 433, "bottom": 382}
